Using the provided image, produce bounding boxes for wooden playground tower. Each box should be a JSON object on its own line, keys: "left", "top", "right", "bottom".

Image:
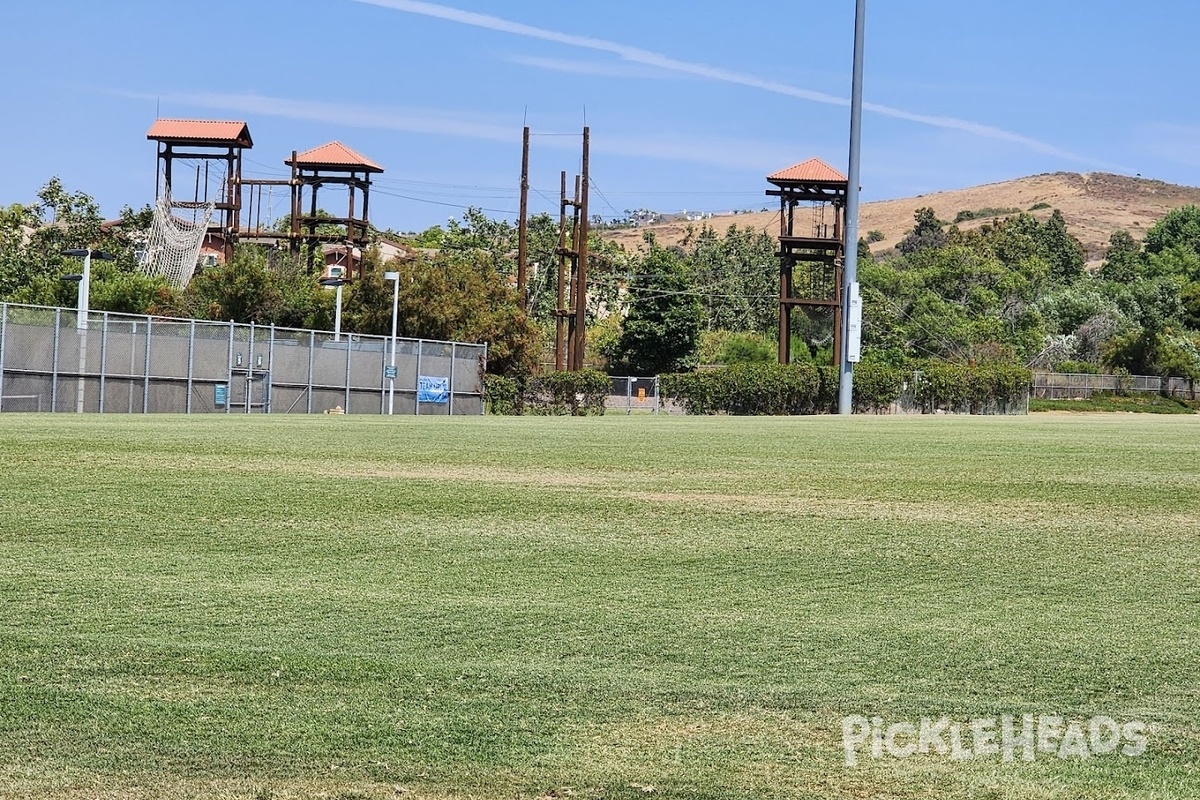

{"left": 147, "top": 120, "right": 383, "bottom": 276}
{"left": 766, "top": 158, "right": 849, "bottom": 366}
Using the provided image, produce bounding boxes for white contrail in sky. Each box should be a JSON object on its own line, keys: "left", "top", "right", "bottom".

{"left": 116, "top": 89, "right": 799, "bottom": 171}
{"left": 349, "top": 0, "right": 1129, "bottom": 171}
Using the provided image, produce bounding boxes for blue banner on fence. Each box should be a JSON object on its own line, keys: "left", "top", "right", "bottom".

{"left": 215, "top": 384, "right": 228, "bottom": 407}
{"left": 418, "top": 375, "right": 449, "bottom": 404}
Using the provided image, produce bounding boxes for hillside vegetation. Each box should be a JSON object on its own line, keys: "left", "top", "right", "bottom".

{"left": 603, "top": 172, "right": 1200, "bottom": 267}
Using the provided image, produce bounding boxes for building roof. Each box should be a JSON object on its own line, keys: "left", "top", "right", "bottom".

{"left": 767, "top": 158, "right": 847, "bottom": 185}
{"left": 286, "top": 141, "right": 384, "bottom": 173}
{"left": 146, "top": 119, "right": 253, "bottom": 147}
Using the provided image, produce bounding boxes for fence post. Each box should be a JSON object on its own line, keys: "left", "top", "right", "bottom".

{"left": 186, "top": 319, "right": 196, "bottom": 414}
{"left": 225, "top": 322, "right": 234, "bottom": 415}
{"left": 99, "top": 313, "right": 109, "bottom": 414}
{"left": 343, "top": 333, "right": 352, "bottom": 414}
{"left": 0, "top": 303, "right": 6, "bottom": 412}
{"left": 51, "top": 308, "right": 61, "bottom": 413}
{"left": 626, "top": 376, "right": 632, "bottom": 415}
{"left": 142, "top": 317, "right": 152, "bottom": 414}
{"left": 653, "top": 376, "right": 660, "bottom": 414}
{"left": 378, "top": 334, "right": 386, "bottom": 415}
{"left": 266, "top": 325, "right": 275, "bottom": 414}
{"left": 481, "top": 342, "right": 488, "bottom": 415}
{"left": 415, "top": 340, "right": 423, "bottom": 416}
{"left": 307, "top": 330, "right": 315, "bottom": 414}
{"left": 447, "top": 343, "right": 456, "bottom": 416}
{"left": 247, "top": 321, "right": 255, "bottom": 414}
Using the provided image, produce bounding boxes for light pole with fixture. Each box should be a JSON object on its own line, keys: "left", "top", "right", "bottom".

{"left": 384, "top": 271, "right": 400, "bottom": 415}
{"left": 319, "top": 276, "right": 347, "bottom": 342}
{"left": 838, "top": 0, "right": 867, "bottom": 415}
{"left": 61, "top": 248, "right": 115, "bottom": 330}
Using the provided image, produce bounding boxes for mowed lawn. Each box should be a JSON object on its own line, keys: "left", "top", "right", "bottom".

{"left": 0, "top": 413, "right": 1198, "bottom": 799}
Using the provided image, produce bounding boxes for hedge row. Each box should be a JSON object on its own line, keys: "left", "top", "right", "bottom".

{"left": 660, "top": 363, "right": 823, "bottom": 415}
{"left": 660, "top": 361, "right": 1031, "bottom": 415}
{"left": 912, "top": 362, "right": 1031, "bottom": 413}
{"left": 485, "top": 370, "right": 610, "bottom": 416}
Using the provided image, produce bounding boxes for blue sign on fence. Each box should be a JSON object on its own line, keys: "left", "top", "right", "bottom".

{"left": 418, "top": 375, "right": 449, "bottom": 404}
{"left": 215, "top": 384, "right": 228, "bottom": 406}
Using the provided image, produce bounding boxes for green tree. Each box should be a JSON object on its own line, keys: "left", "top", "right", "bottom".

{"left": 344, "top": 246, "right": 541, "bottom": 377}
{"left": 182, "top": 247, "right": 286, "bottom": 323}
{"left": 1143, "top": 205, "right": 1200, "bottom": 257}
{"left": 685, "top": 224, "right": 777, "bottom": 334}
{"left": 1037, "top": 209, "right": 1085, "bottom": 282}
{"left": 1098, "top": 230, "right": 1142, "bottom": 283}
{"left": 609, "top": 235, "right": 703, "bottom": 375}
{"left": 896, "top": 207, "right": 947, "bottom": 254}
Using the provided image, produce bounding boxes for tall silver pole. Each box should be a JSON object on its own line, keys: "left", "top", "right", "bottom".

{"left": 75, "top": 251, "right": 90, "bottom": 412}
{"left": 838, "top": 0, "right": 867, "bottom": 416}
{"left": 386, "top": 272, "right": 400, "bottom": 415}
{"left": 333, "top": 283, "right": 343, "bottom": 342}
{"left": 78, "top": 251, "right": 91, "bottom": 330}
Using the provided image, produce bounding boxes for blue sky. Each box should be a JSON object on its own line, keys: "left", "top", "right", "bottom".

{"left": 3, "top": 1, "right": 1197, "bottom": 231}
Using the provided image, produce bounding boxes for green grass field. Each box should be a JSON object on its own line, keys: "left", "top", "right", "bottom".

{"left": 1, "top": 413, "right": 1198, "bottom": 799}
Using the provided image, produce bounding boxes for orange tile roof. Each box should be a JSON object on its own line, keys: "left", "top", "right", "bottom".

{"left": 768, "top": 158, "right": 847, "bottom": 184}
{"left": 146, "top": 119, "right": 253, "bottom": 147}
{"left": 287, "top": 141, "right": 384, "bottom": 173}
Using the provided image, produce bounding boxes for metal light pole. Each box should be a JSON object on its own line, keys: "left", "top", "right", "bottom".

{"left": 838, "top": 0, "right": 867, "bottom": 415}
{"left": 319, "top": 277, "right": 347, "bottom": 342}
{"left": 62, "top": 248, "right": 114, "bottom": 413}
{"left": 384, "top": 271, "right": 400, "bottom": 415}
{"left": 61, "top": 248, "right": 114, "bottom": 330}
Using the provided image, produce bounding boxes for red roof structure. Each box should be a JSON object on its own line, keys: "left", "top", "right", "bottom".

{"left": 286, "top": 141, "right": 383, "bottom": 173}
{"left": 146, "top": 119, "right": 253, "bottom": 147}
{"left": 767, "top": 158, "right": 847, "bottom": 185}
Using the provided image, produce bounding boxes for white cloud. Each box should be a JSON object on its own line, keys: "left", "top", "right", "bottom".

{"left": 349, "top": 0, "right": 1129, "bottom": 171}
{"left": 114, "top": 88, "right": 803, "bottom": 172}
{"left": 505, "top": 54, "right": 672, "bottom": 80}
{"left": 119, "top": 89, "right": 515, "bottom": 142}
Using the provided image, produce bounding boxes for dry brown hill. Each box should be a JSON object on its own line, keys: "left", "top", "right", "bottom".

{"left": 601, "top": 172, "right": 1200, "bottom": 268}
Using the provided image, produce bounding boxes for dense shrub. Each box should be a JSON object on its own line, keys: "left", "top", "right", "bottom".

{"left": 485, "top": 369, "right": 610, "bottom": 416}
{"left": 913, "top": 362, "right": 1032, "bottom": 413}
{"left": 954, "top": 207, "right": 1022, "bottom": 223}
{"left": 661, "top": 363, "right": 821, "bottom": 415}
{"left": 815, "top": 365, "right": 840, "bottom": 414}
{"left": 484, "top": 374, "right": 522, "bottom": 415}
{"left": 526, "top": 370, "right": 610, "bottom": 416}
{"left": 664, "top": 359, "right": 1028, "bottom": 415}
{"left": 714, "top": 332, "right": 775, "bottom": 364}
{"left": 1054, "top": 360, "right": 1102, "bottom": 374}
{"left": 852, "top": 361, "right": 907, "bottom": 413}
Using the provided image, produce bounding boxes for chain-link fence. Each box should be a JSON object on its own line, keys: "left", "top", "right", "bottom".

{"left": 892, "top": 385, "right": 1031, "bottom": 415}
{"left": 1033, "top": 372, "right": 1198, "bottom": 400}
{"left": 605, "top": 376, "right": 680, "bottom": 414}
{"left": 0, "top": 303, "right": 486, "bottom": 415}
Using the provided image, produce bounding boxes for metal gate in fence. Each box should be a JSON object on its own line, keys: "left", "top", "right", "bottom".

{"left": 0, "top": 303, "right": 486, "bottom": 415}
{"left": 606, "top": 376, "right": 662, "bottom": 414}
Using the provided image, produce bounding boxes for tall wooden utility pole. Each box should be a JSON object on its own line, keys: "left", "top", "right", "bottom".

{"left": 516, "top": 126, "right": 530, "bottom": 311}
{"left": 555, "top": 170, "right": 569, "bottom": 371}
{"left": 566, "top": 175, "right": 581, "bottom": 369}
{"left": 571, "top": 126, "right": 590, "bottom": 371}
